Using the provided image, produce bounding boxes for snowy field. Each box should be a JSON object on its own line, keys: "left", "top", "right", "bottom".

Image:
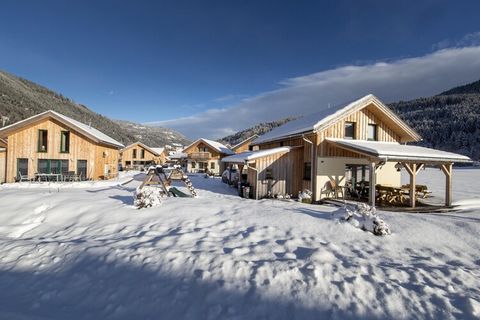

{"left": 0, "top": 169, "right": 479, "bottom": 319}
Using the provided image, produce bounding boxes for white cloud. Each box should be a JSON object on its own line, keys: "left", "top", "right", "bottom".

{"left": 145, "top": 45, "right": 480, "bottom": 139}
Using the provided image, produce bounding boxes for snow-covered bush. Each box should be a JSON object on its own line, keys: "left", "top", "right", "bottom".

{"left": 342, "top": 203, "right": 391, "bottom": 236}
{"left": 134, "top": 186, "right": 163, "bottom": 209}
{"left": 298, "top": 189, "right": 312, "bottom": 203}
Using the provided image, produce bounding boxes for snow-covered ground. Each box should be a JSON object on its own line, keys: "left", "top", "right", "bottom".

{"left": 0, "top": 169, "right": 479, "bottom": 319}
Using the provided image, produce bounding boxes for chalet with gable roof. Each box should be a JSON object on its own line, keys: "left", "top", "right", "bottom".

{"left": 0, "top": 110, "right": 124, "bottom": 182}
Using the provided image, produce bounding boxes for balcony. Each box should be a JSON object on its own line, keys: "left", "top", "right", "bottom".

{"left": 188, "top": 152, "right": 211, "bottom": 160}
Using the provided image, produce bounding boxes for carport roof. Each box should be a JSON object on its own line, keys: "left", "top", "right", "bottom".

{"left": 326, "top": 139, "right": 472, "bottom": 163}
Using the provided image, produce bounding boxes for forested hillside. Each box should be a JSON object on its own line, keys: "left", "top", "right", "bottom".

{"left": 219, "top": 117, "right": 295, "bottom": 146}
{"left": 0, "top": 70, "right": 189, "bottom": 147}
{"left": 389, "top": 93, "right": 480, "bottom": 160}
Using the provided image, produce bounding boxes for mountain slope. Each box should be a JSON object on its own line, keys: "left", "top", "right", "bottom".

{"left": 0, "top": 70, "right": 189, "bottom": 147}
{"left": 389, "top": 93, "right": 480, "bottom": 160}
{"left": 218, "top": 117, "right": 296, "bottom": 146}
{"left": 440, "top": 79, "right": 480, "bottom": 95}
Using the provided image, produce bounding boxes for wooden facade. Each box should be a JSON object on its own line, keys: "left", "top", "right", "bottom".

{"left": 183, "top": 139, "right": 232, "bottom": 174}
{"left": 253, "top": 98, "right": 421, "bottom": 201}
{"left": 232, "top": 135, "right": 258, "bottom": 154}
{"left": 120, "top": 142, "right": 165, "bottom": 169}
{"left": 0, "top": 112, "right": 123, "bottom": 183}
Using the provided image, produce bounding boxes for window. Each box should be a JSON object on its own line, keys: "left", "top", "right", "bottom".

{"left": 37, "top": 159, "right": 69, "bottom": 174}
{"left": 60, "top": 131, "right": 70, "bottom": 153}
{"left": 210, "top": 162, "right": 215, "bottom": 169}
{"left": 140, "top": 149, "right": 145, "bottom": 159}
{"left": 344, "top": 122, "right": 355, "bottom": 139}
{"left": 77, "top": 160, "right": 87, "bottom": 180}
{"left": 367, "top": 124, "right": 377, "bottom": 141}
{"left": 265, "top": 168, "right": 273, "bottom": 180}
{"left": 132, "top": 149, "right": 137, "bottom": 158}
{"left": 38, "top": 129, "right": 48, "bottom": 152}
{"left": 191, "top": 162, "right": 196, "bottom": 168}
{"left": 199, "top": 147, "right": 208, "bottom": 152}
{"left": 17, "top": 158, "right": 28, "bottom": 179}
{"left": 304, "top": 162, "right": 311, "bottom": 180}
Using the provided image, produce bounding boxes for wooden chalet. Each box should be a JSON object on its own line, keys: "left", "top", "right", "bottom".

{"left": 0, "top": 110, "right": 124, "bottom": 182}
{"left": 231, "top": 135, "right": 259, "bottom": 154}
{"left": 120, "top": 142, "right": 167, "bottom": 170}
{"left": 223, "top": 94, "right": 471, "bottom": 207}
{"left": 0, "top": 138, "right": 6, "bottom": 183}
{"left": 183, "top": 138, "right": 234, "bottom": 174}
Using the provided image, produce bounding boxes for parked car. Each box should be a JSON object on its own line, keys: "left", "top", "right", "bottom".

{"left": 222, "top": 168, "right": 239, "bottom": 185}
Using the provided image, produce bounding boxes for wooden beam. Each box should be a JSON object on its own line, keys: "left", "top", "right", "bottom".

{"left": 369, "top": 161, "right": 376, "bottom": 207}
{"left": 416, "top": 163, "right": 425, "bottom": 174}
{"left": 440, "top": 163, "right": 452, "bottom": 206}
{"left": 403, "top": 162, "right": 417, "bottom": 208}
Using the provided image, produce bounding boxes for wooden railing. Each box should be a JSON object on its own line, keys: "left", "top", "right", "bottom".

{"left": 188, "top": 152, "right": 211, "bottom": 160}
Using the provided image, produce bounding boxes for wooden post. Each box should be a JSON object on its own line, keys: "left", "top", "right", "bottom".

{"left": 369, "top": 161, "right": 376, "bottom": 207}
{"left": 440, "top": 163, "right": 452, "bottom": 206}
{"left": 403, "top": 163, "right": 417, "bottom": 208}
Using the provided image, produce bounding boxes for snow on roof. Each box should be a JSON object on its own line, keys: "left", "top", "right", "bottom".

{"left": 51, "top": 111, "right": 124, "bottom": 148}
{"left": 0, "top": 110, "right": 124, "bottom": 148}
{"left": 254, "top": 94, "right": 419, "bottom": 144}
{"left": 327, "top": 138, "right": 472, "bottom": 163}
{"left": 169, "top": 151, "right": 188, "bottom": 159}
{"left": 232, "top": 134, "right": 259, "bottom": 150}
{"left": 0, "top": 147, "right": 5, "bottom": 152}
{"left": 185, "top": 138, "right": 234, "bottom": 155}
{"left": 221, "top": 147, "right": 291, "bottom": 163}
{"left": 151, "top": 147, "right": 165, "bottom": 155}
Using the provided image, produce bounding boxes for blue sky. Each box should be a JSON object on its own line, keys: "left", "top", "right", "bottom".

{"left": 1, "top": 0, "right": 480, "bottom": 138}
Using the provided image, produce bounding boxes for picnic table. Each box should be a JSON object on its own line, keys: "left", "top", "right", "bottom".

{"left": 376, "top": 185, "right": 408, "bottom": 205}
{"left": 401, "top": 184, "right": 432, "bottom": 198}
{"left": 35, "top": 173, "right": 62, "bottom": 182}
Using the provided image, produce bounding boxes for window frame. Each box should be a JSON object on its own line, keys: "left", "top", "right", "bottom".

{"left": 60, "top": 130, "right": 70, "bottom": 153}
{"left": 367, "top": 124, "right": 378, "bottom": 141}
{"left": 37, "top": 129, "right": 48, "bottom": 152}
{"left": 132, "top": 149, "right": 137, "bottom": 159}
{"left": 303, "top": 162, "right": 312, "bottom": 181}
{"left": 344, "top": 122, "right": 356, "bottom": 140}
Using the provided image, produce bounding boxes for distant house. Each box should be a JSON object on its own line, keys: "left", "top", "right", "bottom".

{"left": 0, "top": 138, "right": 6, "bottom": 183}
{"left": 0, "top": 110, "right": 124, "bottom": 182}
{"left": 119, "top": 142, "right": 167, "bottom": 170}
{"left": 183, "top": 138, "right": 234, "bottom": 174}
{"left": 223, "top": 94, "right": 471, "bottom": 207}
{"left": 231, "top": 135, "right": 259, "bottom": 154}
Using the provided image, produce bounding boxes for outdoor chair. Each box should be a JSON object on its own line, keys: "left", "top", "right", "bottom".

{"left": 18, "top": 171, "right": 31, "bottom": 182}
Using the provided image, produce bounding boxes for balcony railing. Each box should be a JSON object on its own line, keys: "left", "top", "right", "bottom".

{"left": 188, "top": 152, "right": 211, "bottom": 160}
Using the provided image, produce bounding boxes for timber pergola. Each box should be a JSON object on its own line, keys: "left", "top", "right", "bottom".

{"left": 326, "top": 139, "right": 472, "bottom": 208}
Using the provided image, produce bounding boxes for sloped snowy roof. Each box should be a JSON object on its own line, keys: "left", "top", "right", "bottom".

{"left": 327, "top": 138, "right": 472, "bottom": 163}
{"left": 0, "top": 110, "right": 124, "bottom": 148}
{"left": 231, "top": 135, "right": 259, "bottom": 151}
{"left": 184, "top": 138, "right": 234, "bottom": 155}
{"left": 254, "top": 94, "right": 420, "bottom": 144}
{"left": 169, "top": 151, "right": 188, "bottom": 159}
{"left": 151, "top": 147, "right": 165, "bottom": 155}
{"left": 122, "top": 142, "right": 163, "bottom": 156}
{"left": 221, "top": 147, "right": 291, "bottom": 164}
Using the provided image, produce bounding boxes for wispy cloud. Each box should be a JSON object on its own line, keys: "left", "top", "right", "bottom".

{"left": 432, "top": 31, "right": 480, "bottom": 50}
{"left": 146, "top": 45, "right": 480, "bottom": 139}
{"left": 212, "top": 94, "right": 247, "bottom": 103}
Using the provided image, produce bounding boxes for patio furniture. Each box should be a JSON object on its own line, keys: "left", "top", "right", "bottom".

{"left": 18, "top": 171, "right": 31, "bottom": 182}
{"left": 376, "top": 185, "right": 407, "bottom": 205}
{"left": 402, "top": 184, "right": 431, "bottom": 199}
{"left": 35, "top": 173, "right": 62, "bottom": 182}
